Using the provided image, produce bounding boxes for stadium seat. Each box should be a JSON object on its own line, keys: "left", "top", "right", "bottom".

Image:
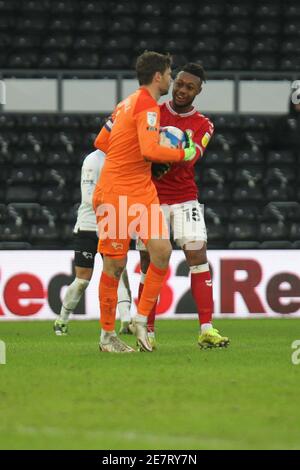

{"left": 226, "top": 2, "right": 253, "bottom": 17}
{"left": 233, "top": 186, "right": 264, "bottom": 202}
{"left": 260, "top": 241, "right": 293, "bottom": 249}
{"left": 30, "top": 224, "right": 58, "bottom": 242}
{"left": 251, "top": 55, "right": 277, "bottom": 71}
{"left": 197, "top": 19, "right": 222, "bottom": 34}
{"left": 0, "top": 241, "right": 32, "bottom": 249}
{"left": 80, "top": 0, "right": 106, "bottom": 14}
{"left": 193, "top": 54, "right": 219, "bottom": 70}
{"left": 280, "top": 56, "right": 300, "bottom": 71}
{"left": 109, "top": 17, "right": 136, "bottom": 34}
{"left": 228, "top": 241, "right": 260, "bottom": 249}
{"left": 235, "top": 167, "right": 263, "bottom": 186}
{"left": 202, "top": 150, "right": 234, "bottom": 166}
{"left": 137, "top": 18, "right": 163, "bottom": 35}
{"left": 140, "top": 2, "right": 163, "bottom": 17}
{"left": 167, "top": 20, "right": 193, "bottom": 36}
{"left": 200, "top": 185, "right": 231, "bottom": 202}
{"left": 236, "top": 150, "right": 264, "bottom": 165}
{"left": 192, "top": 37, "right": 220, "bottom": 53}
{"left": 260, "top": 222, "right": 289, "bottom": 240}
{"left": 252, "top": 37, "right": 279, "bottom": 53}
{"left": 225, "top": 19, "right": 251, "bottom": 35}
{"left": 281, "top": 38, "right": 300, "bottom": 53}
{"left": 265, "top": 185, "right": 296, "bottom": 202}
{"left": 163, "top": 38, "right": 191, "bottom": 53}
{"left": 200, "top": 1, "right": 225, "bottom": 17}
{"left": 284, "top": 3, "right": 300, "bottom": 17}
{"left": 6, "top": 186, "right": 38, "bottom": 203}
{"left": 206, "top": 222, "right": 227, "bottom": 242}
{"left": 228, "top": 222, "right": 258, "bottom": 240}
{"left": 267, "top": 150, "right": 295, "bottom": 165}
{"left": 255, "top": 2, "right": 281, "bottom": 18}
{"left": 78, "top": 17, "right": 104, "bottom": 33}
{"left": 99, "top": 54, "right": 131, "bottom": 69}
{"left": 168, "top": 3, "right": 194, "bottom": 17}
{"left": 111, "top": 1, "right": 137, "bottom": 16}
{"left": 222, "top": 37, "right": 250, "bottom": 53}
{"left": 49, "top": 0, "right": 75, "bottom": 14}
{"left": 254, "top": 21, "right": 280, "bottom": 35}
{"left": 220, "top": 54, "right": 249, "bottom": 70}
{"left": 230, "top": 205, "right": 260, "bottom": 222}
{"left": 134, "top": 37, "right": 163, "bottom": 54}
{"left": 290, "top": 223, "right": 300, "bottom": 240}
{"left": 284, "top": 21, "right": 300, "bottom": 36}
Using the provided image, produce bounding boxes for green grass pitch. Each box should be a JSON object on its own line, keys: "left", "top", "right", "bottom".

{"left": 0, "top": 319, "right": 299, "bottom": 450}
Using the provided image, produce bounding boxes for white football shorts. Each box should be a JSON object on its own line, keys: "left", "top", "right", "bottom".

{"left": 136, "top": 200, "right": 207, "bottom": 250}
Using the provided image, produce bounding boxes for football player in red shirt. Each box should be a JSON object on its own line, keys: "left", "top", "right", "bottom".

{"left": 137, "top": 63, "right": 230, "bottom": 349}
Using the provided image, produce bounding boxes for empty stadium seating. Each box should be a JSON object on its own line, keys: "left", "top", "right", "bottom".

{"left": 0, "top": 112, "right": 299, "bottom": 249}
{"left": 0, "top": 0, "right": 299, "bottom": 70}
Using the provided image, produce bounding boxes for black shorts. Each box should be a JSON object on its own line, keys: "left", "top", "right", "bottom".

{"left": 73, "top": 230, "right": 98, "bottom": 268}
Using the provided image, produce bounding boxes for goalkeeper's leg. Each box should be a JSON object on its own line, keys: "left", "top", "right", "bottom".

{"left": 133, "top": 238, "right": 171, "bottom": 351}
{"left": 118, "top": 268, "right": 133, "bottom": 334}
{"left": 137, "top": 244, "right": 158, "bottom": 348}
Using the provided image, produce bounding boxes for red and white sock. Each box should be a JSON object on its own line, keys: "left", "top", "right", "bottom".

{"left": 190, "top": 263, "right": 213, "bottom": 333}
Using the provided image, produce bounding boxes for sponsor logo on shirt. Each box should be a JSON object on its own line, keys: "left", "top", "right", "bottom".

{"left": 201, "top": 132, "right": 211, "bottom": 148}
{"left": 147, "top": 112, "right": 157, "bottom": 127}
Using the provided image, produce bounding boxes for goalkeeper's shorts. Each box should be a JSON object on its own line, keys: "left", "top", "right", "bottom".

{"left": 94, "top": 191, "right": 169, "bottom": 258}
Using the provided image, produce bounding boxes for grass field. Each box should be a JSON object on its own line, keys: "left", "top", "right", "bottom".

{"left": 0, "top": 319, "right": 299, "bottom": 450}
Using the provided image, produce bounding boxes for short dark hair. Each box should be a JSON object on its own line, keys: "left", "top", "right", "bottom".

{"left": 136, "top": 51, "right": 172, "bottom": 86}
{"left": 179, "top": 63, "right": 206, "bottom": 83}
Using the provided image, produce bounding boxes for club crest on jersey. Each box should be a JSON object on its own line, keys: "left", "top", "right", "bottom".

{"left": 147, "top": 112, "right": 157, "bottom": 127}
{"left": 112, "top": 242, "right": 124, "bottom": 250}
{"left": 201, "top": 132, "right": 211, "bottom": 148}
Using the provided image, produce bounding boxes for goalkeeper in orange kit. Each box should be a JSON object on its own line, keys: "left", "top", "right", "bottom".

{"left": 93, "top": 51, "right": 197, "bottom": 353}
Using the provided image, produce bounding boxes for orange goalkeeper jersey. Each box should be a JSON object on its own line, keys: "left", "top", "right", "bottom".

{"left": 93, "top": 87, "right": 185, "bottom": 204}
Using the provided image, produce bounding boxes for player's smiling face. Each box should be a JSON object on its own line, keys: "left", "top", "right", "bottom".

{"left": 172, "top": 71, "right": 202, "bottom": 110}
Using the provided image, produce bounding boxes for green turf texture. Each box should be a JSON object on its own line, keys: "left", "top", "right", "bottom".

{"left": 0, "top": 319, "right": 299, "bottom": 450}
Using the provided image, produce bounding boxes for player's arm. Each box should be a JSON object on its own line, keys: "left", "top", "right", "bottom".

{"left": 81, "top": 152, "right": 105, "bottom": 205}
{"left": 192, "top": 119, "right": 214, "bottom": 164}
{"left": 136, "top": 106, "right": 195, "bottom": 163}
{"left": 94, "top": 116, "right": 114, "bottom": 153}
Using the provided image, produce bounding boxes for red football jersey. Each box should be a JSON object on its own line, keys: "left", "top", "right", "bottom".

{"left": 154, "top": 100, "right": 214, "bottom": 204}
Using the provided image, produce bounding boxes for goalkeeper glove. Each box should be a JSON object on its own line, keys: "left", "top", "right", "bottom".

{"left": 183, "top": 131, "right": 196, "bottom": 161}
{"left": 151, "top": 163, "right": 171, "bottom": 179}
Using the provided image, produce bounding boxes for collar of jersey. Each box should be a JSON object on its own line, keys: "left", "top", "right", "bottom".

{"left": 166, "top": 100, "right": 197, "bottom": 117}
